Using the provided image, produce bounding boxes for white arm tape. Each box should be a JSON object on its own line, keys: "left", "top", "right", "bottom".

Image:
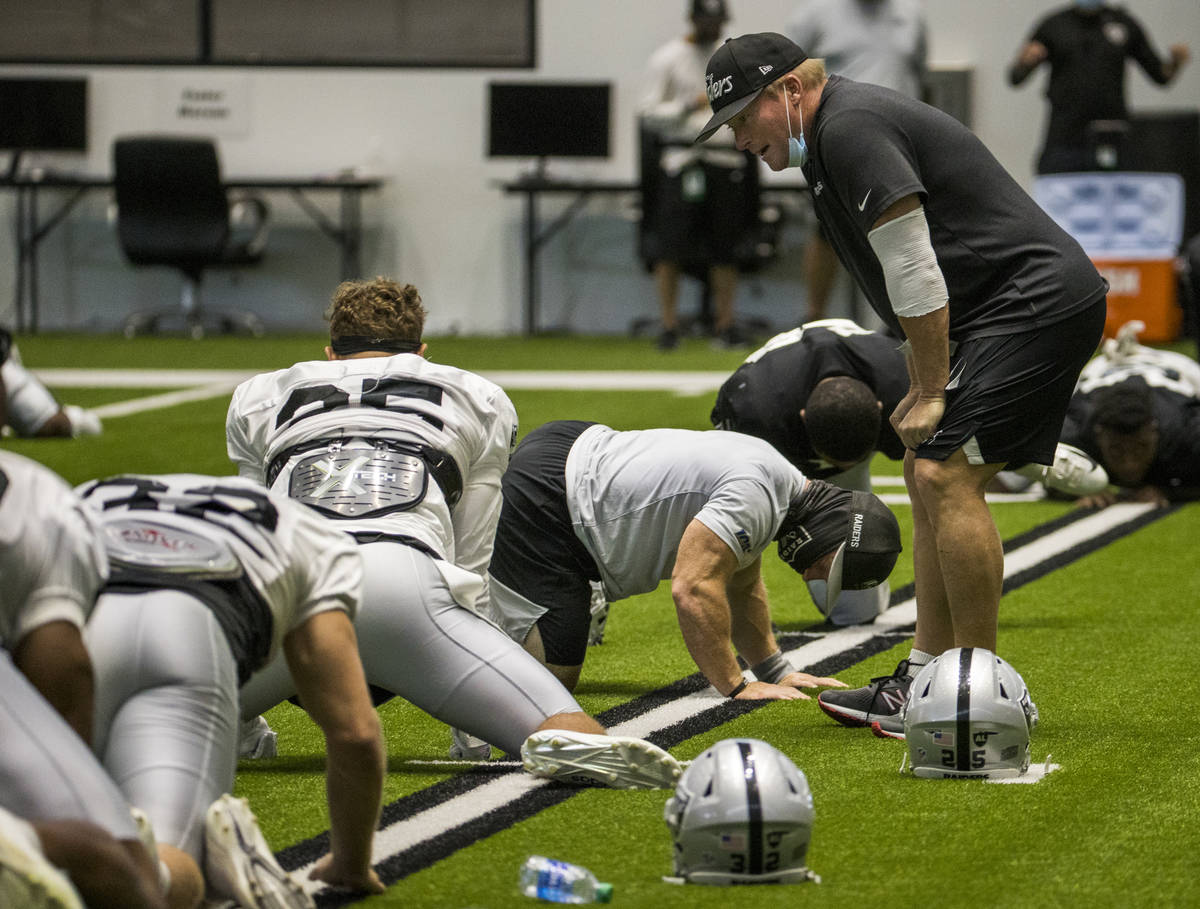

{"left": 867, "top": 206, "right": 948, "bottom": 319}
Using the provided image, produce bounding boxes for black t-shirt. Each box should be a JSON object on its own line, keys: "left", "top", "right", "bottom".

{"left": 801, "top": 75, "right": 1107, "bottom": 342}
{"left": 1062, "top": 380, "right": 1200, "bottom": 495}
{"left": 1026, "top": 5, "right": 1169, "bottom": 150}
{"left": 710, "top": 321, "right": 909, "bottom": 478}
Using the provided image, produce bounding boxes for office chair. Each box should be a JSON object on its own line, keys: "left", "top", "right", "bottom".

{"left": 113, "top": 135, "right": 269, "bottom": 338}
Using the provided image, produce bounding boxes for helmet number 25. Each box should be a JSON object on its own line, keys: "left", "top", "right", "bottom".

{"left": 940, "top": 749, "right": 986, "bottom": 770}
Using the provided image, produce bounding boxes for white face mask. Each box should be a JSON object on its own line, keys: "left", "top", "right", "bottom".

{"left": 784, "top": 90, "right": 807, "bottom": 168}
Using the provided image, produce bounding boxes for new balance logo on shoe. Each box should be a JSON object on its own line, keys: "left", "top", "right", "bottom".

{"left": 817, "top": 659, "right": 914, "bottom": 728}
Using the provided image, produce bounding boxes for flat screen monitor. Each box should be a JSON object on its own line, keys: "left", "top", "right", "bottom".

{"left": 488, "top": 82, "right": 610, "bottom": 161}
{"left": 0, "top": 77, "right": 88, "bottom": 152}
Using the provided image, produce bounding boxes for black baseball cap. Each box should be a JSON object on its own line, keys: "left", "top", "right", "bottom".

{"left": 696, "top": 32, "right": 808, "bottom": 143}
{"left": 691, "top": 0, "right": 727, "bottom": 19}
{"left": 777, "top": 488, "right": 901, "bottom": 612}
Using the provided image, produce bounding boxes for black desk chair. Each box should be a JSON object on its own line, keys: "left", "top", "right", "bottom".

{"left": 113, "top": 135, "right": 269, "bottom": 338}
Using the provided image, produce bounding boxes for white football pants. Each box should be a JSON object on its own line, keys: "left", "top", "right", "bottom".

{"left": 86, "top": 590, "right": 239, "bottom": 861}
{"left": 0, "top": 649, "right": 140, "bottom": 841}
{"left": 240, "top": 541, "right": 582, "bottom": 757}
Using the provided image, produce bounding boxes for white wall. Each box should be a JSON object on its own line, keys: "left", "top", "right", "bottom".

{"left": 2, "top": 1, "right": 1197, "bottom": 335}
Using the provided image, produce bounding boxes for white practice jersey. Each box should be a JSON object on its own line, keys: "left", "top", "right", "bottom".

{"left": 565, "top": 426, "right": 809, "bottom": 601}
{"left": 76, "top": 474, "right": 362, "bottom": 668}
{"left": 226, "top": 354, "right": 517, "bottom": 586}
{"left": 0, "top": 451, "right": 107, "bottom": 649}
{"left": 640, "top": 35, "right": 744, "bottom": 173}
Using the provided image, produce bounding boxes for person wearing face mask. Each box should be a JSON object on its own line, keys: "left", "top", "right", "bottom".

{"left": 696, "top": 33, "right": 1108, "bottom": 735}
{"left": 639, "top": 0, "right": 759, "bottom": 351}
{"left": 1008, "top": 1, "right": 1190, "bottom": 175}
{"left": 787, "top": 0, "right": 927, "bottom": 323}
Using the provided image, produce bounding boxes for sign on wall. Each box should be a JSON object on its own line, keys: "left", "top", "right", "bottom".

{"left": 157, "top": 75, "right": 250, "bottom": 137}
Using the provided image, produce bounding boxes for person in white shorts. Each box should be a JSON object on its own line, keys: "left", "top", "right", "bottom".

{"left": 488, "top": 420, "right": 902, "bottom": 699}
{"left": 0, "top": 450, "right": 164, "bottom": 909}
{"left": 226, "top": 277, "right": 681, "bottom": 789}
{"left": 79, "top": 473, "right": 386, "bottom": 908}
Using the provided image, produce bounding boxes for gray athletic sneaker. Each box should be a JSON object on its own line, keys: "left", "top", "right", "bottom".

{"left": 238, "top": 716, "right": 278, "bottom": 760}
{"left": 449, "top": 727, "right": 492, "bottom": 761}
{"left": 204, "top": 795, "right": 314, "bottom": 909}
{"left": 520, "top": 730, "right": 682, "bottom": 789}
{"left": 818, "top": 659, "right": 915, "bottom": 728}
{"left": 587, "top": 581, "right": 609, "bottom": 647}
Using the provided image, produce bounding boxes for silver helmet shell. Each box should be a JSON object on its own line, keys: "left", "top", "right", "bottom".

{"left": 903, "top": 648, "right": 1039, "bottom": 780}
{"left": 663, "top": 738, "right": 816, "bottom": 884}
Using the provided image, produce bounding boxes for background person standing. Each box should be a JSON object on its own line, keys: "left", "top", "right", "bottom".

{"left": 788, "top": 0, "right": 927, "bottom": 323}
{"left": 1008, "top": 0, "right": 1189, "bottom": 174}
{"left": 639, "top": 0, "right": 758, "bottom": 350}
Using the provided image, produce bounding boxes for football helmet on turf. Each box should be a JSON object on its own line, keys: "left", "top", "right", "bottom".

{"left": 664, "top": 738, "right": 817, "bottom": 885}
{"left": 903, "top": 648, "right": 1038, "bottom": 780}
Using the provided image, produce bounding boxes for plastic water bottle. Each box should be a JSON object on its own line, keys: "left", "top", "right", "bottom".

{"left": 518, "top": 855, "right": 613, "bottom": 904}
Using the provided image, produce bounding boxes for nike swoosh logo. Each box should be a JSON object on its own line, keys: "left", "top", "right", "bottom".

{"left": 858, "top": 189, "right": 872, "bottom": 211}
{"left": 945, "top": 359, "right": 967, "bottom": 391}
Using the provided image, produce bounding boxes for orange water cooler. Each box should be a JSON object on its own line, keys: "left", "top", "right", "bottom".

{"left": 1034, "top": 172, "right": 1185, "bottom": 343}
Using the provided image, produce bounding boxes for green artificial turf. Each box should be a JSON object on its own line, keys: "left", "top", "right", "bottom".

{"left": 5, "top": 332, "right": 1197, "bottom": 908}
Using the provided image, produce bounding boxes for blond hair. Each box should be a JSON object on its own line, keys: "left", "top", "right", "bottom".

{"left": 325, "top": 277, "right": 426, "bottom": 341}
{"left": 766, "top": 58, "right": 827, "bottom": 96}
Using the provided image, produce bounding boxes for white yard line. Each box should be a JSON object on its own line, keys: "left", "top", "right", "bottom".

{"left": 35, "top": 368, "right": 731, "bottom": 395}
{"left": 39, "top": 367, "right": 1045, "bottom": 503}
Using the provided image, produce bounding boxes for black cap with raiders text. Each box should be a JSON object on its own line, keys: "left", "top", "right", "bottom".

{"left": 691, "top": 0, "right": 728, "bottom": 20}
{"left": 696, "top": 32, "right": 807, "bottom": 143}
{"left": 822, "top": 491, "right": 902, "bottom": 612}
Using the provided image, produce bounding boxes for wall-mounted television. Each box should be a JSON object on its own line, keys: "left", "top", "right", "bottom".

{"left": 0, "top": 77, "right": 88, "bottom": 177}
{"left": 487, "top": 82, "right": 611, "bottom": 162}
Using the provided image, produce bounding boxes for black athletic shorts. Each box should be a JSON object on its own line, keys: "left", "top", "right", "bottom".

{"left": 649, "top": 161, "right": 752, "bottom": 265}
{"left": 916, "top": 297, "right": 1107, "bottom": 467}
{"left": 489, "top": 420, "right": 600, "bottom": 666}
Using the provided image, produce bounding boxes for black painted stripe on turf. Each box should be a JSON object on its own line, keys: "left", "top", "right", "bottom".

{"left": 999, "top": 505, "right": 1097, "bottom": 553}
{"left": 282, "top": 503, "right": 1176, "bottom": 903}
{"left": 740, "top": 741, "right": 764, "bottom": 875}
{"left": 1001, "top": 504, "right": 1178, "bottom": 594}
{"left": 956, "top": 647, "right": 974, "bottom": 773}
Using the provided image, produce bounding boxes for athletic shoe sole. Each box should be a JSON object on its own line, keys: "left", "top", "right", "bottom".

{"left": 205, "top": 795, "right": 314, "bottom": 909}
{"left": 870, "top": 720, "right": 906, "bottom": 741}
{"left": 520, "top": 730, "right": 681, "bottom": 790}
{"left": 817, "top": 697, "right": 881, "bottom": 727}
{"left": 0, "top": 807, "right": 83, "bottom": 909}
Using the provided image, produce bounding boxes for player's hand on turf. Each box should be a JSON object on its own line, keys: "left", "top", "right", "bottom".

{"left": 309, "top": 853, "right": 385, "bottom": 894}
{"left": 779, "top": 671, "right": 847, "bottom": 692}
{"left": 1076, "top": 490, "right": 1119, "bottom": 510}
{"left": 732, "top": 680, "right": 809, "bottom": 700}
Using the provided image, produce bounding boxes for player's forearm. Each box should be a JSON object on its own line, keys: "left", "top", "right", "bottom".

{"left": 672, "top": 582, "right": 743, "bottom": 696}
{"left": 727, "top": 575, "right": 778, "bottom": 666}
{"left": 898, "top": 308, "right": 950, "bottom": 398}
{"left": 325, "top": 732, "right": 384, "bottom": 876}
{"left": 14, "top": 621, "right": 95, "bottom": 745}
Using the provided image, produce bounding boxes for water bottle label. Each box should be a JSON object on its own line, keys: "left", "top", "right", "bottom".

{"left": 537, "top": 860, "right": 568, "bottom": 899}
